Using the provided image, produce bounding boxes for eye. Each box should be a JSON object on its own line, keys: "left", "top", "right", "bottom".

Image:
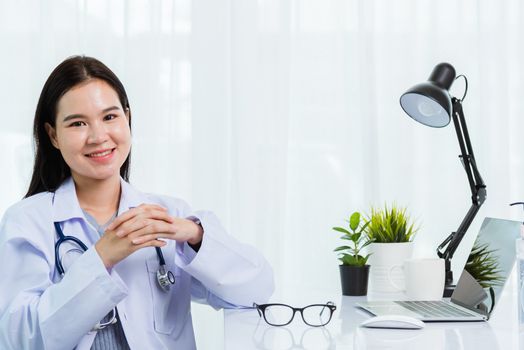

{"left": 104, "top": 114, "right": 118, "bottom": 121}
{"left": 68, "top": 121, "right": 86, "bottom": 127}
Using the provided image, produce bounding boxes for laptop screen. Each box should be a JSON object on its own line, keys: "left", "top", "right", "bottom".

{"left": 451, "top": 217, "right": 520, "bottom": 315}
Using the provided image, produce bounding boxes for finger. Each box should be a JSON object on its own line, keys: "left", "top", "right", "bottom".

{"left": 133, "top": 238, "right": 167, "bottom": 251}
{"left": 110, "top": 208, "right": 173, "bottom": 237}
{"left": 107, "top": 204, "right": 168, "bottom": 231}
{"left": 127, "top": 221, "right": 175, "bottom": 242}
{"left": 107, "top": 207, "right": 140, "bottom": 231}
{"left": 140, "top": 203, "right": 169, "bottom": 212}
{"left": 115, "top": 211, "right": 174, "bottom": 238}
{"left": 131, "top": 232, "right": 176, "bottom": 245}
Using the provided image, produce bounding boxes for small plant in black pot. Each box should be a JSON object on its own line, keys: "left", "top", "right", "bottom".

{"left": 332, "top": 212, "right": 373, "bottom": 296}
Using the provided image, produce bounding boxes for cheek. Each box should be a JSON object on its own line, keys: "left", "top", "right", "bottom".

{"left": 55, "top": 133, "right": 86, "bottom": 169}
{"left": 56, "top": 131, "right": 85, "bottom": 155}
{"left": 120, "top": 127, "right": 131, "bottom": 143}
{"left": 113, "top": 125, "right": 132, "bottom": 148}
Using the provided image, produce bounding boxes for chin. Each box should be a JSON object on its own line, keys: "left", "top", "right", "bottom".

{"left": 73, "top": 170, "right": 121, "bottom": 183}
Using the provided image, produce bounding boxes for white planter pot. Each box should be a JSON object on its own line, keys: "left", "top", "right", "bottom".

{"left": 368, "top": 242, "right": 414, "bottom": 293}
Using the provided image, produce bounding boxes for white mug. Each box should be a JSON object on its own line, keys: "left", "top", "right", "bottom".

{"left": 388, "top": 258, "right": 445, "bottom": 300}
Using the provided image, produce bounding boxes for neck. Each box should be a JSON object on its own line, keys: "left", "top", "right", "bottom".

{"left": 73, "top": 175, "right": 121, "bottom": 221}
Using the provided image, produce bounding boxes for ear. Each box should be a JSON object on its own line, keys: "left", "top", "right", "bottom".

{"left": 45, "top": 123, "right": 60, "bottom": 149}
{"left": 125, "top": 108, "right": 130, "bottom": 121}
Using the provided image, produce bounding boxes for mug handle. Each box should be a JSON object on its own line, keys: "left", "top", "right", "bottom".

{"left": 388, "top": 264, "right": 405, "bottom": 292}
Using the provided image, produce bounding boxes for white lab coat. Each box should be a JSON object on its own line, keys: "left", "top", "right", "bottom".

{"left": 0, "top": 177, "right": 274, "bottom": 349}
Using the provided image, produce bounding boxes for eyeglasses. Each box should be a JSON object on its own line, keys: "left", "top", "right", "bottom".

{"left": 252, "top": 302, "right": 336, "bottom": 327}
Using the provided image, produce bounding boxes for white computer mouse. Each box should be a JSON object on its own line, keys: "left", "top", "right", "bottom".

{"left": 360, "top": 315, "right": 425, "bottom": 329}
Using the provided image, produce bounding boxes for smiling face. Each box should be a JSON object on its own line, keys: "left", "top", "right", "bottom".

{"left": 45, "top": 79, "right": 131, "bottom": 185}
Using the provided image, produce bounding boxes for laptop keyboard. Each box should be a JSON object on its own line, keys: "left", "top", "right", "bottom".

{"left": 395, "top": 301, "right": 473, "bottom": 318}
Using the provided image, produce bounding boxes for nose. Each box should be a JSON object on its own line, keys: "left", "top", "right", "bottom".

{"left": 87, "top": 121, "right": 109, "bottom": 144}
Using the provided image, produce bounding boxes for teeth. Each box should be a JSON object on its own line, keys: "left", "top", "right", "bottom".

{"left": 88, "top": 150, "right": 112, "bottom": 157}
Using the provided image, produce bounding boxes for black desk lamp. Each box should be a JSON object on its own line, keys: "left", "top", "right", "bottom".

{"left": 399, "top": 63, "right": 487, "bottom": 297}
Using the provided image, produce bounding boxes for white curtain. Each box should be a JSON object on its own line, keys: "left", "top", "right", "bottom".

{"left": 1, "top": 0, "right": 523, "bottom": 348}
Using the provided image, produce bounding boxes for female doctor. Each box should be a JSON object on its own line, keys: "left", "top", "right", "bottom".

{"left": 0, "top": 56, "right": 274, "bottom": 350}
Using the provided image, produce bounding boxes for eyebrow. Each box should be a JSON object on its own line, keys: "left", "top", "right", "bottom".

{"left": 62, "top": 106, "right": 122, "bottom": 123}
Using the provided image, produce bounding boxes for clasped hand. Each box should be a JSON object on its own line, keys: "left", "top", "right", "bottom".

{"left": 95, "top": 204, "right": 203, "bottom": 269}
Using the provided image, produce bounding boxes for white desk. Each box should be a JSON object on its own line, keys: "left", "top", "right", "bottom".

{"left": 224, "top": 284, "right": 522, "bottom": 349}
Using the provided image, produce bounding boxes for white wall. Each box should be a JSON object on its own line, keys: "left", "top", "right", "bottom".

{"left": 1, "top": 0, "right": 524, "bottom": 349}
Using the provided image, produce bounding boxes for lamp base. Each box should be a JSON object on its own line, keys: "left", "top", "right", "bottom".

{"left": 443, "top": 284, "right": 456, "bottom": 298}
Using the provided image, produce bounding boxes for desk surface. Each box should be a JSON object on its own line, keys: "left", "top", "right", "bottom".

{"left": 224, "top": 282, "right": 522, "bottom": 349}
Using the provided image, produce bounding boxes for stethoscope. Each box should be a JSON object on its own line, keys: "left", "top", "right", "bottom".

{"left": 53, "top": 222, "right": 175, "bottom": 330}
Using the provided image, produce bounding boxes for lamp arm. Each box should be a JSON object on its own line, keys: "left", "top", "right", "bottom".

{"left": 453, "top": 98, "right": 486, "bottom": 193}
{"left": 436, "top": 98, "right": 487, "bottom": 288}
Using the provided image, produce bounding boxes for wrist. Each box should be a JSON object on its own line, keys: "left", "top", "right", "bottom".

{"left": 186, "top": 216, "right": 203, "bottom": 247}
{"left": 187, "top": 223, "right": 203, "bottom": 245}
{"left": 94, "top": 241, "right": 115, "bottom": 270}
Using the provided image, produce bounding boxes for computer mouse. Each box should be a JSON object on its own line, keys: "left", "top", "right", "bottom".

{"left": 360, "top": 315, "right": 425, "bottom": 329}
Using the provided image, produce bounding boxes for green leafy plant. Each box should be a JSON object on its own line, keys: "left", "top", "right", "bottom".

{"left": 465, "top": 240, "right": 503, "bottom": 313}
{"left": 465, "top": 241, "right": 504, "bottom": 289}
{"left": 332, "top": 212, "right": 373, "bottom": 267}
{"left": 365, "top": 204, "right": 418, "bottom": 243}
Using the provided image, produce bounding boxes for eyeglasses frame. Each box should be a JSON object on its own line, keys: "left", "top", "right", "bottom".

{"left": 252, "top": 301, "right": 336, "bottom": 327}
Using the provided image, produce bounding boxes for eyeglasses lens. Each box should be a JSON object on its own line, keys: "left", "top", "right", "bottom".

{"left": 264, "top": 305, "right": 294, "bottom": 326}
{"left": 302, "top": 305, "right": 332, "bottom": 326}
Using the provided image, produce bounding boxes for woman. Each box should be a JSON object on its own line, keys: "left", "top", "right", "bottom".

{"left": 0, "top": 56, "right": 274, "bottom": 350}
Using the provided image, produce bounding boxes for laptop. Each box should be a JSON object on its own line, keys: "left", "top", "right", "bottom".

{"left": 357, "top": 217, "right": 520, "bottom": 321}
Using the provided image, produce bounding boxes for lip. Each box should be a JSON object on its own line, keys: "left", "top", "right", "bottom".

{"left": 85, "top": 148, "right": 116, "bottom": 163}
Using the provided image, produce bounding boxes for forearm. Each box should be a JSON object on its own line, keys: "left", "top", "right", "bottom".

{"left": 0, "top": 247, "right": 128, "bottom": 350}
{"left": 176, "top": 211, "right": 274, "bottom": 306}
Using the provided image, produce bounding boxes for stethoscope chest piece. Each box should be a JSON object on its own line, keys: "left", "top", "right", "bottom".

{"left": 155, "top": 246, "right": 175, "bottom": 291}
{"left": 157, "top": 264, "right": 175, "bottom": 291}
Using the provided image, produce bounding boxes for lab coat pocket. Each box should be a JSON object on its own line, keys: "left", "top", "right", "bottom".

{"left": 145, "top": 257, "right": 189, "bottom": 336}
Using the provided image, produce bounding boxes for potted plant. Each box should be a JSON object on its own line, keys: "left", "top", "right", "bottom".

{"left": 332, "top": 211, "right": 373, "bottom": 296}
{"left": 365, "top": 204, "right": 418, "bottom": 294}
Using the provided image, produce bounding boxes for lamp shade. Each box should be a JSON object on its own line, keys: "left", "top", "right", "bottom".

{"left": 400, "top": 63, "right": 457, "bottom": 128}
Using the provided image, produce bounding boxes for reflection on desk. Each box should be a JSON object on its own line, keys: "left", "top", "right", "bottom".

{"left": 253, "top": 319, "right": 334, "bottom": 350}
{"left": 224, "top": 283, "right": 520, "bottom": 349}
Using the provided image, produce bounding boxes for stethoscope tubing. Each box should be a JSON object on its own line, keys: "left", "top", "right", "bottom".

{"left": 54, "top": 222, "right": 88, "bottom": 275}
{"left": 155, "top": 246, "right": 166, "bottom": 266}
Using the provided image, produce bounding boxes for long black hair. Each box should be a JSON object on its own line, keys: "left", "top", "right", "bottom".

{"left": 25, "top": 55, "right": 132, "bottom": 198}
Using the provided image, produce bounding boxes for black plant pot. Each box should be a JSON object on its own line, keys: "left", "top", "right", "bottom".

{"left": 339, "top": 265, "right": 370, "bottom": 296}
